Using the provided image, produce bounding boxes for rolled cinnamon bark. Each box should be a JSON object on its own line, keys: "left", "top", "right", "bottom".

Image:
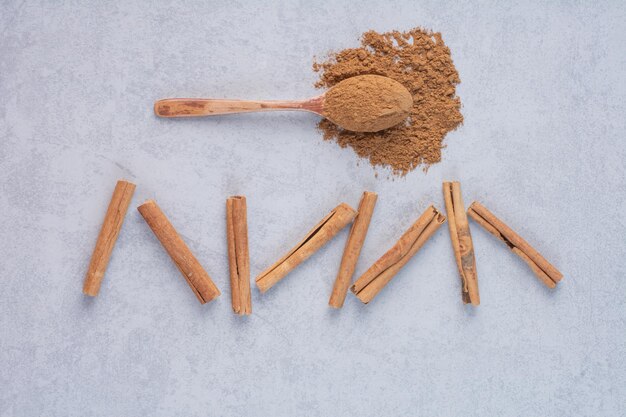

{"left": 226, "top": 196, "right": 251, "bottom": 315}
{"left": 256, "top": 203, "right": 356, "bottom": 293}
{"left": 329, "top": 191, "right": 378, "bottom": 308}
{"left": 351, "top": 205, "right": 446, "bottom": 304}
{"left": 443, "top": 182, "right": 479, "bottom": 305}
{"left": 467, "top": 201, "right": 563, "bottom": 288}
{"left": 83, "top": 180, "right": 136, "bottom": 297}
{"left": 138, "top": 200, "right": 220, "bottom": 304}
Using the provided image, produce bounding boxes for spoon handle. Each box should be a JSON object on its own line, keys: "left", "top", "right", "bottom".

{"left": 154, "top": 97, "right": 323, "bottom": 118}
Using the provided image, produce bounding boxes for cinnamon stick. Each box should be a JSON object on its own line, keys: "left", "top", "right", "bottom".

{"left": 226, "top": 196, "right": 251, "bottom": 315}
{"left": 443, "top": 182, "right": 479, "bottom": 305}
{"left": 256, "top": 203, "right": 356, "bottom": 293}
{"left": 83, "top": 179, "right": 136, "bottom": 297}
{"left": 329, "top": 191, "right": 377, "bottom": 308}
{"left": 138, "top": 200, "right": 220, "bottom": 303}
{"left": 467, "top": 201, "right": 563, "bottom": 288}
{"left": 351, "top": 205, "right": 446, "bottom": 304}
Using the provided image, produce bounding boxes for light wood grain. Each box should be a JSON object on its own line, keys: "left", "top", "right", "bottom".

{"left": 154, "top": 96, "right": 324, "bottom": 118}
{"left": 226, "top": 196, "right": 251, "bottom": 315}
{"left": 329, "top": 191, "right": 378, "bottom": 308}
{"left": 351, "top": 206, "right": 446, "bottom": 304}
{"left": 83, "top": 180, "right": 136, "bottom": 297}
{"left": 256, "top": 203, "right": 356, "bottom": 293}
{"left": 138, "top": 200, "right": 220, "bottom": 304}
{"left": 467, "top": 201, "right": 563, "bottom": 288}
{"left": 443, "top": 182, "right": 479, "bottom": 305}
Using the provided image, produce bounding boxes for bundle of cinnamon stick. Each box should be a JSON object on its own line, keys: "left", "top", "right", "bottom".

{"left": 82, "top": 179, "right": 563, "bottom": 313}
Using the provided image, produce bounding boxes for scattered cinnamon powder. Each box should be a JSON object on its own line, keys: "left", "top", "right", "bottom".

{"left": 314, "top": 27, "right": 463, "bottom": 175}
{"left": 324, "top": 75, "right": 413, "bottom": 133}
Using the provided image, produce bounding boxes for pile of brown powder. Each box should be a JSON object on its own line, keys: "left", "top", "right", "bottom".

{"left": 313, "top": 27, "right": 463, "bottom": 175}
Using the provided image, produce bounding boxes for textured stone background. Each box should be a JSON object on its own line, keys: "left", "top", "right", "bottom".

{"left": 1, "top": 1, "right": 625, "bottom": 416}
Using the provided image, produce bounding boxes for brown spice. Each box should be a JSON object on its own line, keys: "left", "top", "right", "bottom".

{"left": 324, "top": 75, "right": 413, "bottom": 132}
{"left": 314, "top": 27, "right": 463, "bottom": 175}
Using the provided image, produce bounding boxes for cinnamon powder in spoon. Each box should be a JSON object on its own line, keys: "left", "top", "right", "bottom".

{"left": 314, "top": 27, "right": 463, "bottom": 175}
{"left": 324, "top": 75, "right": 413, "bottom": 132}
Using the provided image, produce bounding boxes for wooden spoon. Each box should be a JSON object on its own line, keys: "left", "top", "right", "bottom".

{"left": 154, "top": 75, "right": 413, "bottom": 133}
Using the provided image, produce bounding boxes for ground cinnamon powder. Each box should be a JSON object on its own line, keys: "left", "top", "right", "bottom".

{"left": 324, "top": 75, "right": 413, "bottom": 133}
{"left": 314, "top": 27, "right": 463, "bottom": 175}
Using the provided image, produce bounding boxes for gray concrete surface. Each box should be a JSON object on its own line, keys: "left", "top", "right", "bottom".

{"left": 1, "top": 1, "right": 625, "bottom": 416}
